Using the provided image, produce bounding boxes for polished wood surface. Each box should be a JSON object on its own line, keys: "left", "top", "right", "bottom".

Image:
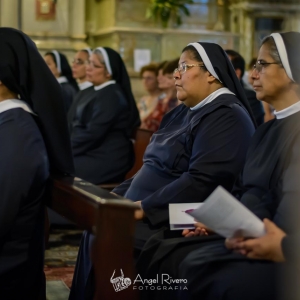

{"left": 48, "top": 176, "right": 139, "bottom": 300}
{"left": 126, "top": 128, "right": 154, "bottom": 179}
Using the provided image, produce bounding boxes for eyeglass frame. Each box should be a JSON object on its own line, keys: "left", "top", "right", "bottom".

{"left": 86, "top": 60, "right": 106, "bottom": 69}
{"left": 252, "top": 59, "right": 280, "bottom": 73}
{"left": 72, "top": 58, "right": 88, "bottom": 66}
{"left": 173, "top": 63, "right": 206, "bottom": 78}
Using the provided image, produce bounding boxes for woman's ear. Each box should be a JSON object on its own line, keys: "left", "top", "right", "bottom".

{"left": 207, "top": 73, "right": 217, "bottom": 84}
{"left": 105, "top": 71, "right": 112, "bottom": 79}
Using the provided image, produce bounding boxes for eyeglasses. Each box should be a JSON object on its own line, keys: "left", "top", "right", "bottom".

{"left": 253, "top": 60, "right": 280, "bottom": 73}
{"left": 173, "top": 63, "right": 205, "bottom": 78}
{"left": 72, "top": 59, "right": 87, "bottom": 66}
{"left": 86, "top": 60, "right": 105, "bottom": 69}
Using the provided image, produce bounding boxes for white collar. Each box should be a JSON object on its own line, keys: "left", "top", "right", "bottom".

{"left": 190, "top": 87, "right": 235, "bottom": 111}
{"left": 94, "top": 80, "right": 116, "bottom": 91}
{"left": 274, "top": 101, "right": 300, "bottom": 119}
{"left": 0, "top": 99, "right": 36, "bottom": 115}
{"left": 78, "top": 81, "right": 93, "bottom": 91}
{"left": 57, "top": 76, "right": 68, "bottom": 84}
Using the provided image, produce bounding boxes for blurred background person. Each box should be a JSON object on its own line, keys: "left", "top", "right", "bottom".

{"left": 69, "top": 47, "right": 140, "bottom": 185}
{"left": 141, "top": 58, "right": 179, "bottom": 132}
{"left": 226, "top": 49, "right": 265, "bottom": 126}
{"left": 68, "top": 48, "right": 95, "bottom": 132}
{"left": 72, "top": 48, "right": 93, "bottom": 91}
{"left": 138, "top": 62, "right": 162, "bottom": 123}
{"left": 44, "top": 50, "right": 79, "bottom": 113}
{"left": 69, "top": 47, "right": 140, "bottom": 299}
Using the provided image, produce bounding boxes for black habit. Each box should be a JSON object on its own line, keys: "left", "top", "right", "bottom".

{"left": 136, "top": 31, "right": 300, "bottom": 300}
{"left": 0, "top": 28, "right": 74, "bottom": 299}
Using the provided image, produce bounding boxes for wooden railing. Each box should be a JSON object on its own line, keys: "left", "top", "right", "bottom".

{"left": 47, "top": 176, "right": 139, "bottom": 300}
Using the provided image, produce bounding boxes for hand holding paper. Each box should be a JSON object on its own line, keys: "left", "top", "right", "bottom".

{"left": 169, "top": 203, "right": 203, "bottom": 230}
{"left": 186, "top": 186, "right": 266, "bottom": 238}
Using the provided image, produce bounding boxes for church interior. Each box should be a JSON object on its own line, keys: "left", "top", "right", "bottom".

{"left": 1, "top": 0, "right": 300, "bottom": 299}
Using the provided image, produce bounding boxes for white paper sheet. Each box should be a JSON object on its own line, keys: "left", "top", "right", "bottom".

{"left": 134, "top": 49, "right": 151, "bottom": 72}
{"left": 186, "top": 186, "right": 266, "bottom": 238}
{"left": 169, "top": 203, "right": 203, "bottom": 230}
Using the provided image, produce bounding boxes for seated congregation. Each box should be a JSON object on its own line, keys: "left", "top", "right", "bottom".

{"left": 69, "top": 32, "right": 300, "bottom": 300}
{"left": 1, "top": 25, "right": 300, "bottom": 300}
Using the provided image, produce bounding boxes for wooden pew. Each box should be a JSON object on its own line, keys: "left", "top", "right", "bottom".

{"left": 125, "top": 128, "right": 154, "bottom": 179}
{"left": 47, "top": 176, "right": 139, "bottom": 300}
{"left": 100, "top": 128, "right": 154, "bottom": 191}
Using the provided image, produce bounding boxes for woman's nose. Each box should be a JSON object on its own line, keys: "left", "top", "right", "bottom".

{"left": 173, "top": 69, "right": 181, "bottom": 80}
{"left": 250, "top": 68, "right": 259, "bottom": 80}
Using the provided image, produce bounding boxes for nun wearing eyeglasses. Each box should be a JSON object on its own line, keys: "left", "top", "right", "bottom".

{"left": 140, "top": 32, "right": 300, "bottom": 300}
{"left": 111, "top": 42, "right": 256, "bottom": 253}
{"left": 69, "top": 47, "right": 140, "bottom": 185}
{"left": 70, "top": 42, "right": 255, "bottom": 300}
{"left": 0, "top": 28, "right": 74, "bottom": 299}
{"left": 44, "top": 50, "right": 79, "bottom": 112}
{"left": 68, "top": 48, "right": 95, "bottom": 131}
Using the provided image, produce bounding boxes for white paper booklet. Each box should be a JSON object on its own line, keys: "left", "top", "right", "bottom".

{"left": 169, "top": 203, "right": 203, "bottom": 230}
{"left": 186, "top": 186, "right": 266, "bottom": 238}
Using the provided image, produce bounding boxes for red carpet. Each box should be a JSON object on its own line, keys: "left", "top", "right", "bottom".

{"left": 44, "top": 228, "right": 82, "bottom": 289}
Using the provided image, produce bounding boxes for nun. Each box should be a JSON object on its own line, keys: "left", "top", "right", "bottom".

{"left": 115, "top": 42, "right": 256, "bottom": 251}
{"left": 68, "top": 48, "right": 95, "bottom": 131}
{"left": 69, "top": 47, "right": 140, "bottom": 299}
{"left": 70, "top": 42, "right": 256, "bottom": 299}
{"left": 0, "top": 28, "right": 74, "bottom": 299}
{"left": 147, "top": 32, "right": 300, "bottom": 300}
{"left": 70, "top": 47, "right": 140, "bottom": 185}
{"left": 71, "top": 48, "right": 93, "bottom": 91}
{"left": 44, "top": 50, "right": 79, "bottom": 112}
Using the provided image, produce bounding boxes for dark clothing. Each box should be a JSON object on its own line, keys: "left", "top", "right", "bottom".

{"left": 67, "top": 86, "right": 95, "bottom": 132}
{"left": 0, "top": 28, "right": 74, "bottom": 299}
{"left": 137, "top": 111, "right": 300, "bottom": 300}
{"left": 235, "top": 111, "right": 300, "bottom": 232}
{"left": 71, "top": 83, "right": 135, "bottom": 185}
{"left": 282, "top": 235, "right": 300, "bottom": 262}
{"left": 61, "top": 82, "right": 77, "bottom": 113}
{"left": 0, "top": 108, "right": 49, "bottom": 299}
{"left": 0, "top": 28, "right": 74, "bottom": 175}
{"left": 70, "top": 95, "right": 254, "bottom": 300}
{"left": 114, "top": 95, "right": 255, "bottom": 249}
{"left": 69, "top": 231, "right": 95, "bottom": 300}
{"left": 193, "top": 43, "right": 256, "bottom": 126}
{"left": 179, "top": 241, "right": 279, "bottom": 300}
{"left": 99, "top": 47, "right": 141, "bottom": 133}
{"left": 242, "top": 82, "right": 265, "bottom": 126}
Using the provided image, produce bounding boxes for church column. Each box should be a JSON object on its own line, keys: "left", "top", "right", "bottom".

{"left": 69, "top": 0, "right": 87, "bottom": 50}
{"left": 0, "top": 0, "right": 19, "bottom": 28}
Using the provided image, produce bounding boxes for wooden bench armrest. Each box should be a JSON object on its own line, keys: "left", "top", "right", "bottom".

{"left": 47, "top": 176, "right": 139, "bottom": 299}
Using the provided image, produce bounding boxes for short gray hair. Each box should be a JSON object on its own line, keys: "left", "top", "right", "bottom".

{"left": 261, "top": 36, "right": 283, "bottom": 66}
{"left": 93, "top": 49, "right": 106, "bottom": 65}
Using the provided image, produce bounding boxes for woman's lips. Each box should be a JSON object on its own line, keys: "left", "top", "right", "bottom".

{"left": 253, "top": 86, "right": 261, "bottom": 90}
